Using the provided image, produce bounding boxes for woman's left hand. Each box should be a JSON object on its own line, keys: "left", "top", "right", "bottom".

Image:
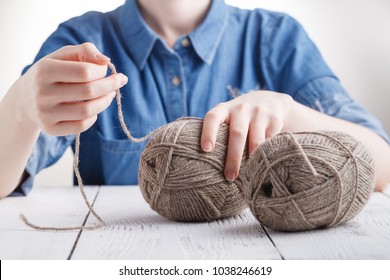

{"left": 200, "top": 90, "right": 294, "bottom": 181}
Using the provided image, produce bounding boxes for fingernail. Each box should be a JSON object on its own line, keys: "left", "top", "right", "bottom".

{"left": 120, "top": 74, "right": 128, "bottom": 85}
{"left": 96, "top": 53, "right": 110, "bottom": 61}
{"left": 110, "top": 92, "right": 116, "bottom": 99}
{"left": 225, "top": 169, "right": 236, "bottom": 182}
{"left": 202, "top": 140, "right": 213, "bottom": 152}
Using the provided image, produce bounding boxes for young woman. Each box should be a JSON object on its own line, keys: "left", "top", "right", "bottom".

{"left": 1, "top": 0, "right": 389, "bottom": 197}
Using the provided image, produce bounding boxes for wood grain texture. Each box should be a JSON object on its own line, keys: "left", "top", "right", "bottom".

{"left": 265, "top": 192, "right": 390, "bottom": 259}
{"left": 2, "top": 185, "right": 389, "bottom": 260}
{"left": 71, "top": 187, "right": 281, "bottom": 260}
{"left": 0, "top": 186, "right": 98, "bottom": 260}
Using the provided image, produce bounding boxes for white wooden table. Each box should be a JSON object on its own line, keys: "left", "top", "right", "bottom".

{"left": 1, "top": 186, "right": 389, "bottom": 260}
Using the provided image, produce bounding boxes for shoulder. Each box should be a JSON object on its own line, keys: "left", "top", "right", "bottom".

{"left": 63, "top": 8, "right": 119, "bottom": 27}
{"left": 227, "top": 5, "right": 298, "bottom": 28}
{"left": 58, "top": 8, "right": 121, "bottom": 41}
{"left": 225, "top": 6, "right": 310, "bottom": 55}
{"left": 224, "top": 5, "right": 310, "bottom": 64}
{"left": 23, "top": 7, "right": 124, "bottom": 72}
{"left": 39, "top": 6, "right": 124, "bottom": 55}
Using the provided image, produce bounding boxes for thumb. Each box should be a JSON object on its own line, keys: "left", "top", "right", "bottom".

{"left": 46, "top": 42, "right": 110, "bottom": 65}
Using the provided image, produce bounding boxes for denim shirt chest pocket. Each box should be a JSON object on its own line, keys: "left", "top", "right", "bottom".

{"left": 97, "top": 130, "right": 147, "bottom": 185}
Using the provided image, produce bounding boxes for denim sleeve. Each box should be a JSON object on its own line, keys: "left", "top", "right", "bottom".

{"left": 292, "top": 76, "right": 390, "bottom": 144}
{"left": 11, "top": 134, "right": 76, "bottom": 196}
{"left": 260, "top": 13, "right": 389, "bottom": 144}
{"left": 261, "top": 13, "right": 335, "bottom": 94}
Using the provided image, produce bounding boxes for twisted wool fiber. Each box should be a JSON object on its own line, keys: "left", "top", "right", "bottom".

{"left": 241, "top": 131, "right": 375, "bottom": 232}
{"left": 19, "top": 63, "right": 147, "bottom": 231}
{"left": 20, "top": 63, "right": 248, "bottom": 229}
{"left": 138, "top": 117, "right": 248, "bottom": 222}
{"left": 20, "top": 62, "right": 375, "bottom": 231}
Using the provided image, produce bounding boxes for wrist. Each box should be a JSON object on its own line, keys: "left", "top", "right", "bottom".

{"left": 2, "top": 78, "right": 41, "bottom": 135}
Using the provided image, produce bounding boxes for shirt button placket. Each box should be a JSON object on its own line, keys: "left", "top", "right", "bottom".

{"left": 166, "top": 54, "right": 186, "bottom": 122}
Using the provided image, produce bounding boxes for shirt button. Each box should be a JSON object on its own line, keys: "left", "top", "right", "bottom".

{"left": 172, "top": 76, "right": 181, "bottom": 86}
{"left": 181, "top": 38, "right": 190, "bottom": 47}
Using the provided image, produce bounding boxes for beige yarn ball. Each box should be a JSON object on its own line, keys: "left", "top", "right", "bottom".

{"left": 138, "top": 118, "right": 248, "bottom": 222}
{"left": 241, "top": 131, "right": 375, "bottom": 232}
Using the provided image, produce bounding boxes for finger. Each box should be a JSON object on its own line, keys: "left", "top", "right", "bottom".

{"left": 47, "top": 116, "right": 98, "bottom": 136}
{"left": 41, "top": 58, "right": 108, "bottom": 83}
{"left": 248, "top": 110, "right": 267, "bottom": 156}
{"left": 201, "top": 103, "right": 229, "bottom": 152}
{"left": 50, "top": 91, "right": 117, "bottom": 123}
{"left": 224, "top": 108, "right": 250, "bottom": 181}
{"left": 46, "top": 42, "right": 110, "bottom": 65}
{"left": 265, "top": 115, "right": 283, "bottom": 140}
{"left": 48, "top": 73, "right": 128, "bottom": 103}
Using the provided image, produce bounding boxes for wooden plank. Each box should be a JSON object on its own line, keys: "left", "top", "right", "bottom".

{"left": 0, "top": 186, "right": 98, "bottom": 260}
{"left": 265, "top": 193, "right": 390, "bottom": 259}
{"left": 72, "top": 187, "right": 281, "bottom": 260}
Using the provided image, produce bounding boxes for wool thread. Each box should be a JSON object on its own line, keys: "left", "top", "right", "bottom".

{"left": 241, "top": 131, "right": 375, "bottom": 231}
{"left": 20, "top": 62, "right": 376, "bottom": 232}
{"left": 20, "top": 63, "right": 153, "bottom": 231}
{"left": 138, "top": 117, "right": 248, "bottom": 222}
{"left": 19, "top": 132, "right": 105, "bottom": 230}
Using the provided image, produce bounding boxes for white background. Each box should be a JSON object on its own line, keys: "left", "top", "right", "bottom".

{"left": 2, "top": 260, "right": 390, "bottom": 280}
{"left": 0, "top": 0, "right": 389, "bottom": 187}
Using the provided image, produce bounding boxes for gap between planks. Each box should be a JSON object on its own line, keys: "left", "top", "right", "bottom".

{"left": 67, "top": 185, "right": 102, "bottom": 260}
{"left": 261, "top": 225, "right": 285, "bottom": 260}
{"left": 245, "top": 189, "right": 390, "bottom": 260}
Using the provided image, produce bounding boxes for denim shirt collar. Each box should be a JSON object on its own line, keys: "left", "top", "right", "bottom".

{"left": 119, "top": 0, "right": 229, "bottom": 70}
{"left": 189, "top": 0, "right": 229, "bottom": 64}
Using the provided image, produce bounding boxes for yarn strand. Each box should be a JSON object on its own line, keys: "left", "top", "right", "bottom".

{"left": 19, "top": 62, "right": 374, "bottom": 232}
{"left": 19, "top": 134, "right": 106, "bottom": 231}
{"left": 109, "top": 63, "right": 156, "bottom": 143}
{"left": 20, "top": 62, "right": 152, "bottom": 231}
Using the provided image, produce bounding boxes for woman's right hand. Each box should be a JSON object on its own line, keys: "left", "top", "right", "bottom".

{"left": 17, "top": 42, "right": 128, "bottom": 136}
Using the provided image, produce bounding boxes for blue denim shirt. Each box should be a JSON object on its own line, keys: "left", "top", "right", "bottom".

{"left": 15, "top": 0, "right": 389, "bottom": 195}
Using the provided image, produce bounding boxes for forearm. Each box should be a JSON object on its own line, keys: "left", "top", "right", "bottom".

{"left": 285, "top": 100, "right": 390, "bottom": 191}
{"left": 0, "top": 80, "right": 40, "bottom": 198}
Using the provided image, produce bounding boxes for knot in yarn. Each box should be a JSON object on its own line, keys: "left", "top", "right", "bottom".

{"left": 241, "top": 131, "right": 375, "bottom": 231}
{"left": 138, "top": 118, "right": 248, "bottom": 222}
